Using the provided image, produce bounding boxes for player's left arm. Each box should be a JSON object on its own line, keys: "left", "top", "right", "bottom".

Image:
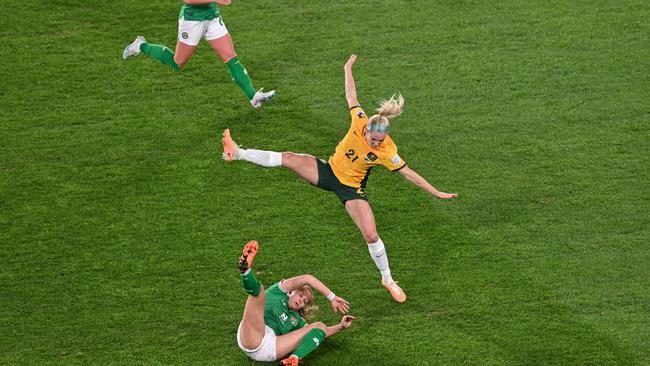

{"left": 398, "top": 165, "right": 458, "bottom": 199}
{"left": 282, "top": 275, "right": 350, "bottom": 313}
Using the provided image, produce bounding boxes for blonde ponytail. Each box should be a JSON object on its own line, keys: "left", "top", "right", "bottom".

{"left": 377, "top": 94, "right": 404, "bottom": 119}
{"left": 368, "top": 94, "right": 404, "bottom": 133}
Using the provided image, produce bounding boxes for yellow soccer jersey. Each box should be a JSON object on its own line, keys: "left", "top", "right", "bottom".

{"left": 328, "top": 106, "right": 406, "bottom": 188}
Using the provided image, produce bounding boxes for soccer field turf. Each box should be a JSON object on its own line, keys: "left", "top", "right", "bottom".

{"left": 1, "top": 1, "right": 649, "bottom": 365}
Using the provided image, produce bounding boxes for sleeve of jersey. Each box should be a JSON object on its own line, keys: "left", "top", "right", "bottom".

{"left": 382, "top": 145, "right": 407, "bottom": 172}
{"left": 349, "top": 106, "right": 368, "bottom": 129}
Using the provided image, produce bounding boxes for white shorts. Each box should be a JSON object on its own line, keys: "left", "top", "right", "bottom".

{"left": 237, "top": 322, "right": 277, "bottom": 362}
{"left": 178, "top": 16, "right": 229, "bottom": 46}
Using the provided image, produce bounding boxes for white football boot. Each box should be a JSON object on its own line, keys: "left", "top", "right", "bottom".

{"left": 250, "top": 88, "right": 276, "bottom": 108}
{"left": 122, "top": 36, "right": 146, "bottom": 60}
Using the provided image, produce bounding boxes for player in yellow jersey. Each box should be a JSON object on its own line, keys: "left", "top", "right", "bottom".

{"left": 222, "top": 54, "right": 458, "bottom": 303}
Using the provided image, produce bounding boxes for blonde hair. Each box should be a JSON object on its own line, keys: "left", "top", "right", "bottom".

{"left": 367, "top": 94, "right": 404, "bottom": 133}
{"left": 297, "top": 285, "right": 319, "bottom": 320}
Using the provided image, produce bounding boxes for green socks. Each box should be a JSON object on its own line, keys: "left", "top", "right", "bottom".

{"left": 240, "top": 269, "right": 261, "bottom": 296}
{"left": 226, "top": 56, "right": 256, "bottom": 100}
{"left": 137, "top": 46, "right": 256, "bottom": 99}
{"left": 140, "top": 43, "right": 180, "bottom": 71}
{"left": 292, "top": 328, "right": 326, "bottom": 359}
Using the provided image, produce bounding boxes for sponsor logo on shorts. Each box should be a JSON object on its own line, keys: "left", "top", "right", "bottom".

{"left": 391, "top": 155, "right": 401, "bottom": 164}
{"left": 356, "top": 187, "right": 367, "bottom": 197}
{"left": 357, "top": 111, "right": 365, "bottom": 118}
{"left": 182, "top": 32, "right": 188, "bottom": 39}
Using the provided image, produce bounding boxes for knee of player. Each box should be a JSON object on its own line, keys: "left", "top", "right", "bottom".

{"left": 281, "top": 152, "right": 297, "bottom": 163}
{"left": 172, "top": 56, "right": 188, "bottom": 69}
{"left": 222, "top": 51, "right": 238, "bottom": 63}
{"left": 363, "top": 232, "right": 379, "bottom": 244}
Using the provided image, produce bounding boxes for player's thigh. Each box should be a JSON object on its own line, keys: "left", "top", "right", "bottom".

{"left": 206, "top": 18, "right": 236, "bottom": 62}
{"left": 344, "top": 199, "right": 378, "bottom": 242}
{"left": 275, "top": 322, "right": 326, "bottom": 359}
{"left": 176, "top": 18, "right": 203, "bottom": 66}
{"left": 281, "top": 153, "right": 318, "bottom": 185}
{"left": 239, "top": 287, "right": 267, "bottom": 349}
{"left": 173, "top": 41, "right": 197, "bottom": 67}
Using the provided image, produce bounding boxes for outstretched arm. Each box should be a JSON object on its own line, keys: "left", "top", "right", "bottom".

{"left": 322, "top": 315, "right": 356, "bottom": 337}
{"left": 282, "top": 275, "right": 350, "bottom": 313}
{"left": 344, "top": 54, "right": 359, "bottom": 108}
{"left": 398, "top": 165, "right": 458, "bottom": 199}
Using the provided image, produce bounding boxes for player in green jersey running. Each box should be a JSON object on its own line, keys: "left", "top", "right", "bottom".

{"left": 122, "top": 0, "right": 275, "bottom": 108}
{"left": 237, "top": 240, "right": 355, "bottom": 365}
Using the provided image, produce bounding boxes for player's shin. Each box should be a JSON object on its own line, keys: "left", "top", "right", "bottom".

{"left": 292, "top": 328, "right": 326, "bottom": 359}
{"left": 140, "top": 43, "right": 181, "bottom": 71}
{"left": 226, "top": 56, "right": 256, "bottom": 100}
{"left": 240, "top": 269, "right": 261, "bottom": 296}
{"left": 238, "top": 149, "right": 282, "bottom": 167}
{"left": 367, "top": 238, "right": 393, "bottom": 283}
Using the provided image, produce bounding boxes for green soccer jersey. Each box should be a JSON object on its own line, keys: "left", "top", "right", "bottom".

{"left": 179, "top": 3, "right": 220, "bottom": 21}
{"left": 264, "top": 282, "right": 306, "bottom": 335}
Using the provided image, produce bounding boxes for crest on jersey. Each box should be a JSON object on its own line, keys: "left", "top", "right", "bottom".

{"left": 290, "top": 316, "right": 298, "bottom": 326}
{"left": 364, "top": 152, "right": 378, "bottom": 163}
{"left": 391, "top": 155, "right": 401, "bottom": 164}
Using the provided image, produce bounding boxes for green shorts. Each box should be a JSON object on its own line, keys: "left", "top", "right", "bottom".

{"left": 314, "top": 159, "right": 368, "bottom": 204}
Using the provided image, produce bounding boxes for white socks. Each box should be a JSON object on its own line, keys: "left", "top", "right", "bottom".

{"left": 367, "top": 238, "right": 393, "bottom": 283}
{"left": 236, "top": 149, "right": 282, "bottom": 167}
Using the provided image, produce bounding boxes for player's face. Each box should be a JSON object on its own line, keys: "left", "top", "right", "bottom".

{"left": 288, "top": 288, "right": 312, "bottom": 310}
{"left": 365, "top": 131, "right": 387, "bottom": 148}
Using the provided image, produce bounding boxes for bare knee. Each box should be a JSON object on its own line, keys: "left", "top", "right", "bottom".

{"left": 363, "top": 231, "right": 379, "bottom": 244}
{"left": 173, "top": 55, "right": 188, "bottom": 69}
{"left": 221, "top": 51, "right": 238, "bottom": 63}
{"left": 281, "top": 152, "right": 299, "bottom": 167}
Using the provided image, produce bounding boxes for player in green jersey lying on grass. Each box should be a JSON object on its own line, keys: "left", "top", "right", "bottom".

{"left": 122, "top": 0, "right": 275, "bottom": 108}
{"left": 237, "top": 240, "right": 355, "bottom": 365}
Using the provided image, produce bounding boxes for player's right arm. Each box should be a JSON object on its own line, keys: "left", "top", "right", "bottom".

{"left": 282, "top": 275, "right": 350, "bottom": 314}
{"left": 344, "top": 54, "right": 359, "bottom": 109}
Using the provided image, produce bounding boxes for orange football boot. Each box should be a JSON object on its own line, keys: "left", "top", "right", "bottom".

{"left": 382, "top": 279, "right": 407, "bottom": 303}
{"left": 238, "top": 240, "right": 259, "bottom": 273}
{"left": 222, "top": 128, "right": 238, "bottom": 161}
{"left": 278, "top": 355, "right": 300, "bottom": 366}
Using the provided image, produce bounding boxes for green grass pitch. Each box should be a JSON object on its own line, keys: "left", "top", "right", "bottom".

{"left": 1, "top": 0, "right": 649, "bottom": 365}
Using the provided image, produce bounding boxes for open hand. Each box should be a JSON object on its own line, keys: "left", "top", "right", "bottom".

{"left": 331, "top": 296, "right": 350, "bottom": 314}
